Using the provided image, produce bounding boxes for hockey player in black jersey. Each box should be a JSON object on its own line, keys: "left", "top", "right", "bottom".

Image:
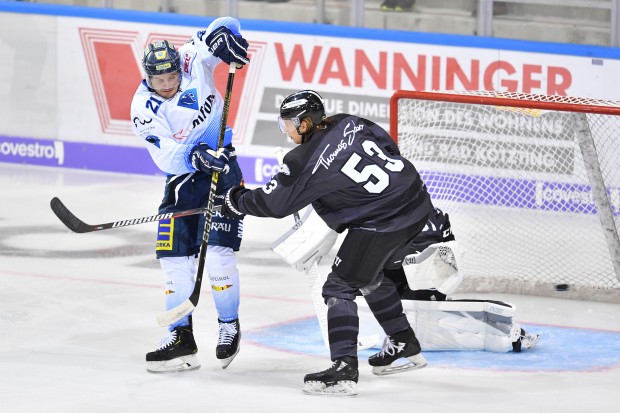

{"left": 220, "top": 90, "right": 434, "bottom": 396}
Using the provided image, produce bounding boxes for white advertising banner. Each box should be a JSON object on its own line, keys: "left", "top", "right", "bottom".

{"left": 56, "top": 16, "right": 618, "bottom": 155}
{"left": 1, "top": 3, "right": 619, "bottom": 186}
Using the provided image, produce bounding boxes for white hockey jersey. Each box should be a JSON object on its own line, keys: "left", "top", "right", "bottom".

{"left": 130, "top": 17, "right": 241, "bottom": 175}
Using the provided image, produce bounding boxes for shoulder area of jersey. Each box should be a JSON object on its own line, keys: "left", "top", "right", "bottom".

{"left": 328, "top": 113, "right": 367, "bottom": 131}
{"left": 178, "top": 47, "right": 198, "bottom": 76}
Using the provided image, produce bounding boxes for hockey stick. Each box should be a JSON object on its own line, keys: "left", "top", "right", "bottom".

{"left": 156, "top": 65, "right": 238, "bottom": 327}
{"left": 50, "top": 197, "right": 214, "bottom": 234}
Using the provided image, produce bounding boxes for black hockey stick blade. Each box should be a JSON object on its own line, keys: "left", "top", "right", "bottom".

{"left": 50, "top": 197, "right": 96, "bottom": 233}
{"left": 50, "top": 197, "right": 211, "bottom": 233}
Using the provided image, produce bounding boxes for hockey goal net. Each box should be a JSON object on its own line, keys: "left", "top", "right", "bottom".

{"left": 391, "top": 90, "right": 620, "bottom": 302}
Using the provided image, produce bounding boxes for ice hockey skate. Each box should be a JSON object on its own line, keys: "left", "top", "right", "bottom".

{"left": 512, "top": 328, "right": 541, "bottom": 352}
{"left": 216, "top": 318, "right": 240, "bottom": 369}
{"left": 146, "top": 325, "right": 200, "bottom": 373}
{"left": 369, "top": 327, "right": 428, "bottom": 376}
{"left": 303, "top": 356, "right": 359, "bottom": 397}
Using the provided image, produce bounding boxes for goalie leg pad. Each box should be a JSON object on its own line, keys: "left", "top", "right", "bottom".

{"left": 403, "top": 300, "right": 517, "bottom": 352}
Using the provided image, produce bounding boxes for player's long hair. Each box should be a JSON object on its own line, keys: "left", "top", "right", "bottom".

{"left": 302, "top": 115, "right": 335, "bottom": 143}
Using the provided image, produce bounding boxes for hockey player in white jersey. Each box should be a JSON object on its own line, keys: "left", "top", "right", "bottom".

{"left": 130, "top": 17, "right": 249, "bottom": 373}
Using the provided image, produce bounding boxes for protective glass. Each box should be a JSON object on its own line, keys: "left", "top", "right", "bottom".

{"left": 277, "top": 117, "right": 296, "bottom": 134}
{"left": 147, "top": 72, "right": 181, "bottom": 91}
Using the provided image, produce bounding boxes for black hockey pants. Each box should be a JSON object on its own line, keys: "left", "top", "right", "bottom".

{"left": 322, "top": 217, "right": 427, "bottom": 361}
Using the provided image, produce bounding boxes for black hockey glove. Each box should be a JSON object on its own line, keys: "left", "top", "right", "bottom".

{"left": 220, "top": 185, "right": 249, "bottom": 219}
{"left": 189, "top": 144, "right": 230, "bottom": 174}
{"left": 205, "top": 26, "right": 250, "bottom": 67}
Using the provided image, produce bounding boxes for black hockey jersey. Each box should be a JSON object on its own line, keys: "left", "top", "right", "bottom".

{"left": 236, "top": 114, "right": 433, "bottom": 232}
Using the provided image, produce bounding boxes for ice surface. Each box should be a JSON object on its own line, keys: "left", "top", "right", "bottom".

{"left": 0, "top": 164, "right": 618, "bottom": 412}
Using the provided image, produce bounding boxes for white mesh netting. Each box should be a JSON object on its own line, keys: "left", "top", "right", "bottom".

{"left": 395, "top": 91, "right": 620, "bottom": 301}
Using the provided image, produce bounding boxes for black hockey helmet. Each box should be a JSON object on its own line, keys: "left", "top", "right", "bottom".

{"left": 142, "top": 40, "right": 181, "bottom": 86}
{"left": 278, "top": 90, "right": 326, "bottom": 133}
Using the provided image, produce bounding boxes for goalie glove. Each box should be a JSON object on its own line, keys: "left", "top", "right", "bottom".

{"left": 189, "top": 144, "right": 230, "bottom": 174}
{"left": 205, "top": 26, "right": 250, "bottom": 67}
{"left": 220, "top": 185, "right": 249, "bottom": 219}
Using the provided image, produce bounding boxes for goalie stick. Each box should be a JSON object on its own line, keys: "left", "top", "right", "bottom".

{"left": 274, "top": 148, "right": 379, "bottom": 352}
{"left": 156, "top": 64, "right": 238, "bottom": 327}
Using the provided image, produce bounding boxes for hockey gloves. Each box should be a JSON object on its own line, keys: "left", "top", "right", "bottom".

{"left": 205, "top": 26, "right": 250, "bottom": 67}
{"left": 189, "top": 144, "right": 230, "bottom": 174}
{"left": 220, "top": 186, "right": 249, "bottom": 219}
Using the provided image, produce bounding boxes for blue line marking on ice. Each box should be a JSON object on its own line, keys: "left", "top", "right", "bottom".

{"left": 245, "top": 317, "right": 620, "bottom": 372}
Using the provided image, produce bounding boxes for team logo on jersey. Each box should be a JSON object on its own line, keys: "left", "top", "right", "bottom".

{"left": 173, "top": 129, "right": 189, "bottom": 141}
{"left": 145, "top": 135, "right": 161, "bottom": 148}
{"left": 133, "top": 116, "right": 152, "bottom": 126}
{"left": 178, "top": 88, "right": 199, "bottom": 110}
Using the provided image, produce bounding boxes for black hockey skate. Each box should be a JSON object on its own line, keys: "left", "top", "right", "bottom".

{"left": 303, "top": 356, "right": 359, "bottom": 397}
{"left": 216, "top": 318, "right": 240, "bottom": 369}
{"left": 146, "top": 325, "right": 200, "bottom": 373}
{"left": 369, "top": 327, "right": 428, "bottom": 375}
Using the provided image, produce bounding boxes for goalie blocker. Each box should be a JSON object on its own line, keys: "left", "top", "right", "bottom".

{"left": 271, "top": 206, "right": 540, "bottom": 353}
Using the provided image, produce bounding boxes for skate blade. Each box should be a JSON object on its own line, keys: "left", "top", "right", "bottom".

{"left": 302, "top": 380, "right": 357, "bottom": 397}
{"left": 522, "top": 334, "right": 540, "bottom": 350}
{"left": 219, "top": 345, "right": 240, "bottom": 369}
{"left": 372, "top": 353, "right": 428, "bottom": 376}
{"left": 146, "top": 354, "right": 201, "bottom": 374}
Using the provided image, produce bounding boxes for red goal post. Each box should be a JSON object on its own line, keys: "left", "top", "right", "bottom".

{"left": 390, "top": 90, "right": 620, "bottom": 301}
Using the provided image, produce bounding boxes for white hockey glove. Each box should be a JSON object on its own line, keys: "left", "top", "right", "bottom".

{"left": 189, "top": 144, "right": 230, "bottom": 174}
